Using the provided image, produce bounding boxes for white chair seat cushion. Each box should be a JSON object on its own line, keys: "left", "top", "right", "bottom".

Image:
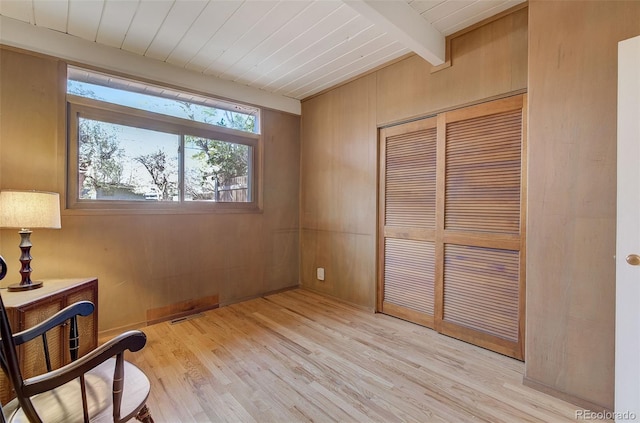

{"left": 4, "top": 357, "right": 150, "bottom": 423}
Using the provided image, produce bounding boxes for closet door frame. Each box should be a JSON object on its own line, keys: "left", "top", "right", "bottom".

{"left": 377, "top": 94, "right": 527, "bottom": 360}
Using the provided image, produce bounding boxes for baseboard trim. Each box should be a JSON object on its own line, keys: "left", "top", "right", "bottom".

{"left": 99, "top": 297, "right": 220, "bottom": 341}
{"left": 218, "top": 284, "right": 300, "bottom": 308}
{"left": 522, "top": 376, "right": 612, "bottom": 414}
{"left": 100, "top": 288, "right": 301, "bottom": 340}
{"left": 146, "top": 294, "right": 219, "bottom": 327}
{"left": 298, "top": 286, "right": 375, "bottom": 313}
{"left": 99, "top": 321, "right": 147, "bottom": 342}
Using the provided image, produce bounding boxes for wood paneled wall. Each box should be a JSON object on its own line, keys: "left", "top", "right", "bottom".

{"left": 525, "top": 0, "right": 640, "bottom": 412}
{"left": 300, "top": 9, "right": 527, "bottom": 309}
{"left": 0, "top": 47, "right": 301, "bottom": 333}
{"left": 300, "top": 74, "right": 378, "bottom": 307}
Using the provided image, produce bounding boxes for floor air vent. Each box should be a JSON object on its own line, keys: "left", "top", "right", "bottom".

{"left": 170, "top": 313, "right": 204, "bottom": 325}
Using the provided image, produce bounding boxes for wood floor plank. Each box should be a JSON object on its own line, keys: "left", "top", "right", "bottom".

{"left": 125, "top": 289, "right": 608, "bottom": 422}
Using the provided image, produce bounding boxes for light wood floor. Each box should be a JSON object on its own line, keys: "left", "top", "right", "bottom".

{"left": 127, "top": 289, "right": 598, "bottom": 422}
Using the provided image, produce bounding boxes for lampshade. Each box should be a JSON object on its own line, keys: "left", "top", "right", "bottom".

{"left": 0, "top": 190, "right": 61, "bottom": 229}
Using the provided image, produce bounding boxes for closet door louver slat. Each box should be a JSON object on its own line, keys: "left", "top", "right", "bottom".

{"left": 443, "top": 244, "right": 520, "bottom": 342}
{"left": 384, "top": 238, "right": 435, "bottom": 315}
{"left": 445, "top": 109, "right": 522, "bottom": 235}
{"left": 385, "top": 129, "right": 437, "bottom": 229}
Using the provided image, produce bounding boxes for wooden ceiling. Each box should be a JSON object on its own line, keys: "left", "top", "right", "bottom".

{"left": 0, "top": 0, "right": 524, "bottom": 105}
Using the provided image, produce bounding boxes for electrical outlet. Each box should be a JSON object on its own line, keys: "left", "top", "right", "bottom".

{"left": 316, "top": 267, "right": 325, "bottom": 281}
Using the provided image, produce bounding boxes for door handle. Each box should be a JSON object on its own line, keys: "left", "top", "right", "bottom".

{"left": 626, "top": 254, "right": 640, "bottom": 266}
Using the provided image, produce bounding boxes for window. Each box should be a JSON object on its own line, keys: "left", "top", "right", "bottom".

{"left": 66, "top": 67, "right": 261, "bottom": 212}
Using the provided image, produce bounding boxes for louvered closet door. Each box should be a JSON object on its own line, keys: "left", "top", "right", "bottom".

{"left": 378, "top": 95, "right": 526, "bottom": 360}
{"left": 378, "top": 117, "right": 437, "bottom": 328}
{"left": 438, "top": 95, "right": 526, "bottom": 360}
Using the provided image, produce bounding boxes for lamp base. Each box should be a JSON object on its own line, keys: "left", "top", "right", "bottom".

{"left": 7, "top": 280, "right": 43, "bottom": 292}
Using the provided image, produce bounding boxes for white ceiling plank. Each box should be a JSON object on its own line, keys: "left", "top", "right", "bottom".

{"left": 144, "top": 0, "right": 209, "bottom": 62}
{"left": 408, "top": 0, "right": 446, "bottom": 15}
{"left": 432, "top": 0, "right": 501, "bottom": 33}
{"left": 258, "top": 14, "right": 370, "bottom": 90}
{"left": 281, "top": 33, "right": 402, "bottom": 98}
{"left": 246, "top": 4, "right": 359, "bottom": 88}
{"left": 33, "top": 0, "right": 68, "bottom": 32}
{"left": 210, "top": 0, "right": 310, "bottom": 79}
{"left": 0, "top": 1, "right": 35, "bottom": 24}
{"left": 121, "top": 0, "right": 174, "bottom": 56}
{"left": 344, "top": 0, "right": 445, "bottom": 66}
{"left": 67, "top": 0, "right": 104, "bottom": 42}
{"left": 185, "top": 1, "right": 276, "bottom": 73}
{"left": 420, "top": 0, "right": 475, "bottom": 24}
{"left": 290, "top": 42, "right": 410, "bottom": 99}
{"left": 231, "top": 0, "right": 343, "bottom": 85}
{"left": 188, "top": 1, "right": 279, "bottom": 74}
{"left": 438, "top": 0, "right": 525, "bottom": 35}
{"left": 96, "top": 0, "right": 138, "bottom": 48}
{"left": 276, "top": 36, "right": 400, "bottom": 98}
{"left": 269, "top": 24, "right": 385, "bottom": 93}
{"left": 219, "top": 1, "right": 318, "bottom": 81}
{"left": 166, "top": 0, "right": 242, "bottom": 68}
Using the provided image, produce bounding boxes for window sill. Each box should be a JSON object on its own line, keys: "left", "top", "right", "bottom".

{"left": 63, "top": 202, "right": 263, "bottom": 216}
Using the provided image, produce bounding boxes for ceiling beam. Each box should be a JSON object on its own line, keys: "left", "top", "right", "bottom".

{"left": 344, "top": 0, "right": 445, "bottom": 66}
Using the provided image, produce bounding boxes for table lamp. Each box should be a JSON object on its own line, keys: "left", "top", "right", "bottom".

{"left": 0, "top": 190, "right": 61, "bottom": 291}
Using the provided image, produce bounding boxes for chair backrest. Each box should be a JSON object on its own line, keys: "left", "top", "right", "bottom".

{"left": 0, "top": 256, "right": 12, "bottom": 423}
{"left": 0, "top": 256, "right": 26, "bottom": 411}
{"left": 0, "top": 292, "right": 43, "bottom": 420}
{"left": 0, "top": 292, "right": 99, "bottom": 422}
{"left": 0, "top": 255, "right": 6, "bottom": 281}
{"left": 0, "top": 291, "right": 24, "bottom": 380}
{"left": 0, "top": 256, "right": 10, "bottom": 422}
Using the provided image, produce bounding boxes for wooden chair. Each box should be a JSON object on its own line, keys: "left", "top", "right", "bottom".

{"left": 0, "top": 260, "right": 154, "bottom": 422}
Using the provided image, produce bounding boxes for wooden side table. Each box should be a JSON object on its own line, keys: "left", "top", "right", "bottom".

{"left": 0, "top": 277, "right": 98, "bottom": 405}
